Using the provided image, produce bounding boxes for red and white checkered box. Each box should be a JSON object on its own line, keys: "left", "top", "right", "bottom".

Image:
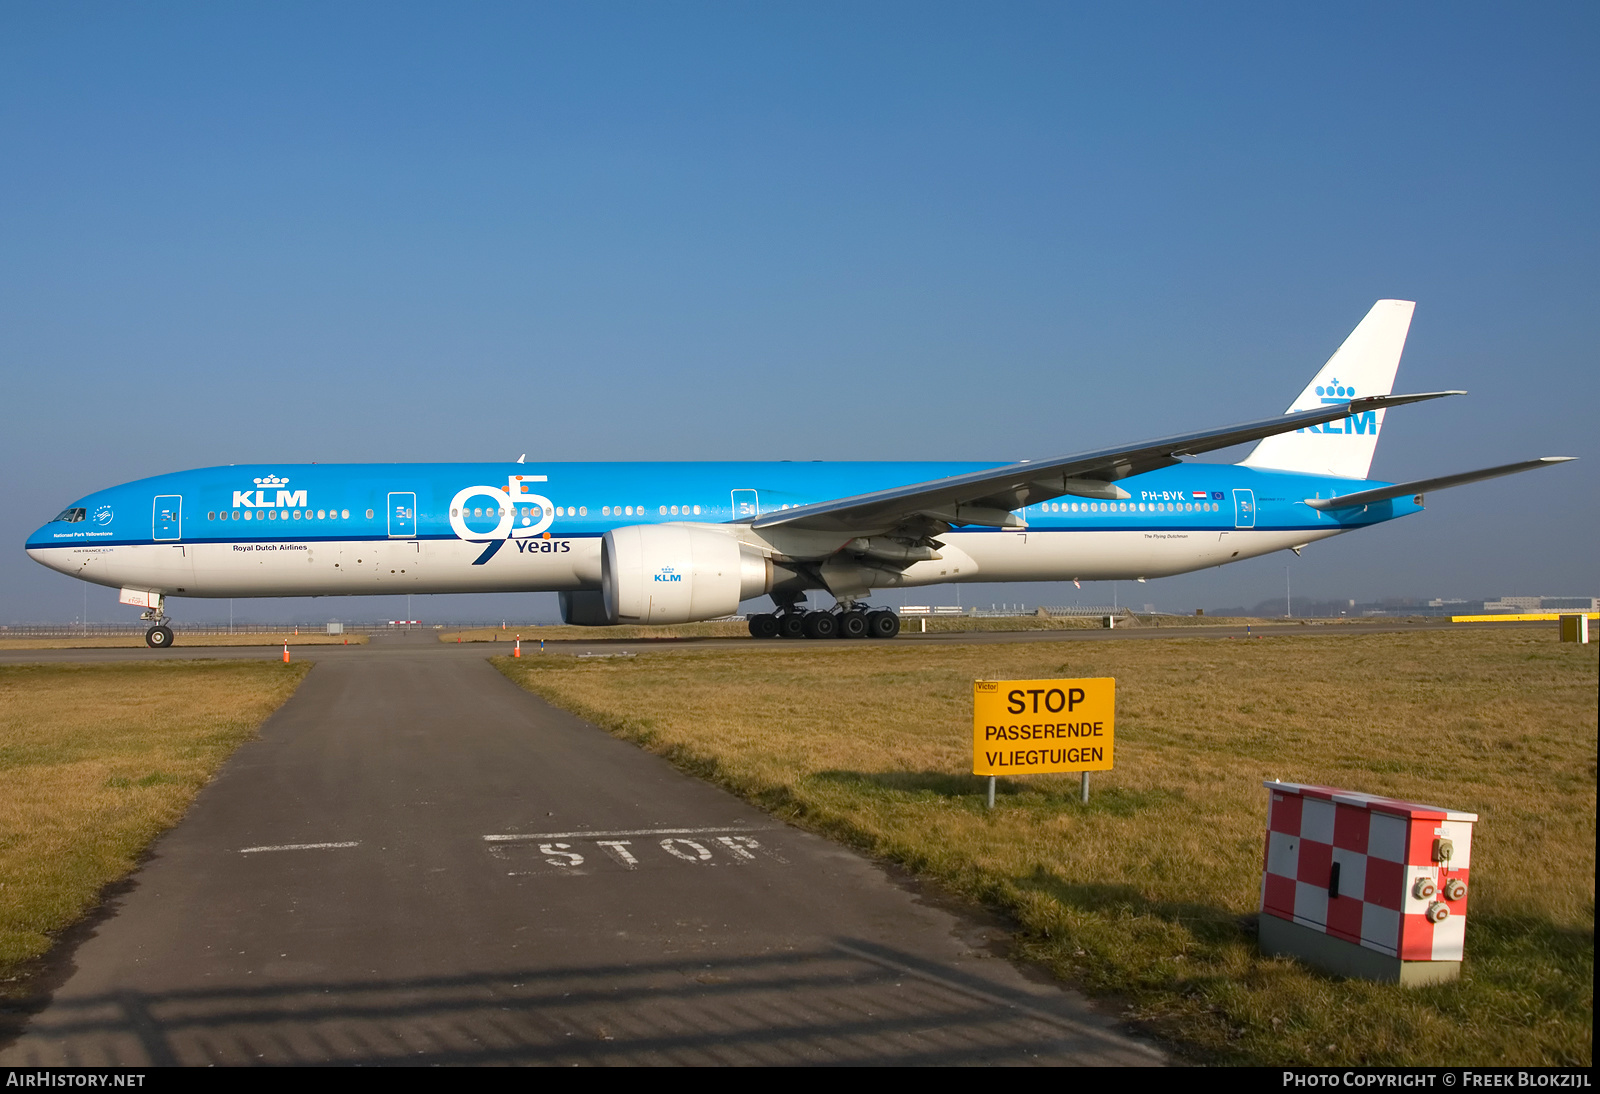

{"left": 1261, "top": 782, "right": 1476, "bottom": 963}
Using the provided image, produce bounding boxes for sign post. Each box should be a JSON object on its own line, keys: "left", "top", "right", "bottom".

{"left": 973, "top": 678, "right": 1115, "bottom": 806}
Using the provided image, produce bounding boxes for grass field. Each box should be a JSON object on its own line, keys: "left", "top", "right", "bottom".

{"left": 498, "top": 627, "right": 1595, "bottom": 1065}
{"left": 0, "top": 660, "right": 309, "bottom": 995}
{"left": 0, "top": 633, "right": 366, "bottom": 650}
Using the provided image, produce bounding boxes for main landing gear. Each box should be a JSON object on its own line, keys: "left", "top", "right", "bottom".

{"left": 747, "top": 608, "right": 901, "bottom": 640}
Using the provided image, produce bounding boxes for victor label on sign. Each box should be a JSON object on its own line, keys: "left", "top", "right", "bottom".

{"left": 972, "top": 678, "right": 1115, "bottom": 775}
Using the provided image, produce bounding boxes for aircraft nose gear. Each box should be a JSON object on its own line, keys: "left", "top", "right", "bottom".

{"left": 135, "top": 592, "right": 175, "bottom": 648}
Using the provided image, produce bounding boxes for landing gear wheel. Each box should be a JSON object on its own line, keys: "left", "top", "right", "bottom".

{"left": 777, "top": 613, "right": 807, "bottom": 640}
{"left": 867, "top": 611, "right": 900, "bottom": 639}
{"left": 748, "top": 613, "right": 780, "bottom": 639}
{"left": 145, "top": 625, "right": 174, "bottom": 648}
{"left": 837, "top": 611, "right": 869, "bottom": 639}
{"left": 803, "top": 612, "right": 838, "bottom": 639}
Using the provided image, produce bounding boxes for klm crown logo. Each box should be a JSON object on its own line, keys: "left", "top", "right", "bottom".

{"left": 1301, "top": 378, "right": 1377, "bottom": 436}
{"left": 234, "top": 473, "right": 308, "bottom": 509}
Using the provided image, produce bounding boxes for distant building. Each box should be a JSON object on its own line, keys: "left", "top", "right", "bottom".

{"left": 1537, "top": 597, "right": 1600, "bottom": 611}
{"left": 1205, "top": 594, "right": 1595, "bottom": 619}
{"left": 1482, "top": 596, "right": 1599, "bottom": 613}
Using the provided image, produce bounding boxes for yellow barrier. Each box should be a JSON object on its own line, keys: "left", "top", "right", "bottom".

{"left": 1451, "top": 613, "right": 1600, "bottom": 623}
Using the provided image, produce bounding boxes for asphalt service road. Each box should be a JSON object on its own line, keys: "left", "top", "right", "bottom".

{"left": 1, "top": 631, "right": 1164, "bottom": 1066}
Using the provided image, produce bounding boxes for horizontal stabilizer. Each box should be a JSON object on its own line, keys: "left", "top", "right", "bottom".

{"left": 1306, "top": 457, "right": 1576, "bottom": 511}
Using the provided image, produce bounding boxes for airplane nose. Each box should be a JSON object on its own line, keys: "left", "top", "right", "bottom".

{"left": 25, "top": 502, "right": 96, "bottom": 574}
{"left": 26, "top": 543, "right": 75, "bottom": 576}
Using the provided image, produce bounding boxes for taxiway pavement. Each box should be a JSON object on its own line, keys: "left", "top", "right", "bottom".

{"left": 1, "top": 630, "right": 1164, "bottom": 1066}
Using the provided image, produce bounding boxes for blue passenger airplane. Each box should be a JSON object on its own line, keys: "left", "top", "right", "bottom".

{"left": 28, "top": 301, "right": 1573, "bottom": 646}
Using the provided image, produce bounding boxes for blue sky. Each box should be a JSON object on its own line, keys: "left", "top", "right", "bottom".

{"left": 3, "top": 2, "right": 1595, "bottom": 623}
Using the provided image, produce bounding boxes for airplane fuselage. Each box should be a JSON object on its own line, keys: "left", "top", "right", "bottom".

{"left": 26, "top": 460, "right": 1418, "bottom": 603}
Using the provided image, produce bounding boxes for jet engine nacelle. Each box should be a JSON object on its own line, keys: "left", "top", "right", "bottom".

{"left": 602, "top": 524, "right": 771, "bottom": 624}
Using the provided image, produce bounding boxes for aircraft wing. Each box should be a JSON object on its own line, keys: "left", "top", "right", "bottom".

{"left": 750, "top": 391, "right": 1464, "bottom": 536}
{"left": 1305, "top": 456, "right": 1576, "bottom": 511}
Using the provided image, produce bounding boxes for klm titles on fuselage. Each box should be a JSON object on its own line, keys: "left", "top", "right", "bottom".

{"left": 231, "top": 477, "right": 307, "bottom": 509}
{"left": 232, "top": 489, "right": 309, "bottom": 508}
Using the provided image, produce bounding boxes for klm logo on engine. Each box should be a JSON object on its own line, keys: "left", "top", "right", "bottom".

{"left": 232, "top": 475, "right": 308, "bottom": 508}
{"left": 654, "top": 567, "right": 683, "bottom": 583}
{"left": 1297, "top": 380, "right": 1377, "bottom": 436}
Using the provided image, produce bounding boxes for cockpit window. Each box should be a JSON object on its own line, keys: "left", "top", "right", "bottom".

{"left": 51, "top": 507, "right": 86, "bottom": 523}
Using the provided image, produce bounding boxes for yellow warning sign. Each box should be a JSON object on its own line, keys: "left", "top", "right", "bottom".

{"left": 972, "top": 678, "right": 1114, "bottom": 775}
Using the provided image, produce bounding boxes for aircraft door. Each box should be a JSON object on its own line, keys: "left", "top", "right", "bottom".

{"left": 387, "top": 493, "right": 416, "bottom": 537}
{"left": 1232, "top": 489, "right": 1256, "bottom": 529}
{"left": 153, "top": 495, "right": 182, "bottom": 541}
{"left": 731, "top": 489, "right": 759, "bottom": 521}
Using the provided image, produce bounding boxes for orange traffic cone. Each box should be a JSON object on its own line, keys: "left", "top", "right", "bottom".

{"left": 282, "top": 642, "right": 290, "bottom": 663}
{"left": 514, "top": 637, "right": 522, "bottom": 658}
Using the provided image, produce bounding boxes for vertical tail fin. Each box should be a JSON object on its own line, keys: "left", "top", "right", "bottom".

{"left": 1241, "top": 299, "right": 1416, "bottom": 479}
